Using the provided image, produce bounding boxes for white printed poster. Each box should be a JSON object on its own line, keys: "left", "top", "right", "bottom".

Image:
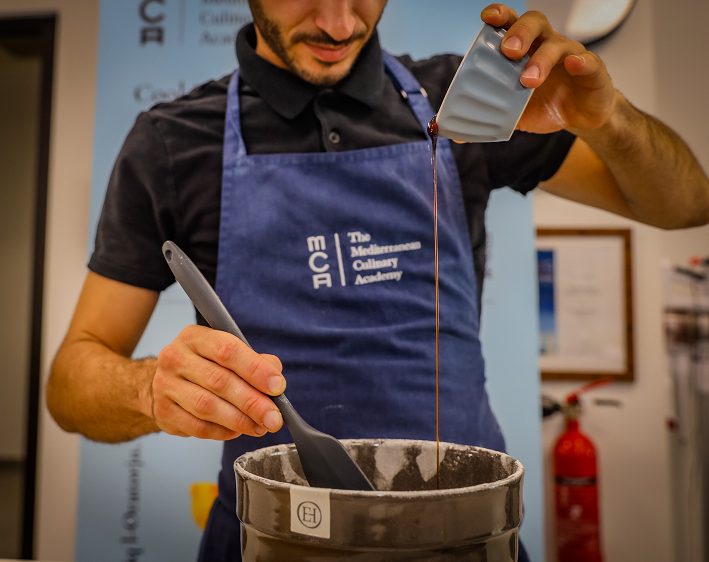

{"left": 536, "top": 235, "right": 627, "bottom": 373}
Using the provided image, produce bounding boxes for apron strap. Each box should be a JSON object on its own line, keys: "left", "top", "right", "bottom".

{"left": 224, "top": 70, "right": 248, "bottom": 160}
{"left": 382, "top": 51, "right": 437, "bottom": 134}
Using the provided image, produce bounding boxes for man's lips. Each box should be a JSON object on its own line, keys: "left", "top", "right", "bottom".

{"left": 304, "top": 41, "right": 353, "bottom": 63}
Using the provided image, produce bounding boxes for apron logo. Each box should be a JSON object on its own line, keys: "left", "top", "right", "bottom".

{"left": 354, "top": 270, "right": 404, "bottom": 285}
{"left": 307, "top": 236, "right": 326, "bottom": 252}
{"left": 307, "top": 233, "right": 421, "bottom": 289}
{"left": 307, "top": 235, "right": 332, "bottom": 288}
{"left": 347, "top": 231, "right": 371, "bottom": 243}
{"left": 307, "top": 235, "right": 346, "bottom": 288}
{"left": 353, "top": 257, "right": 398, "bottom": 271}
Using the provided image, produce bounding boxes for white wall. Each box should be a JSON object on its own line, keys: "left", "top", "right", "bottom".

{"left": 653, "top": 2, "right": 709, "bottom": 560}
{"left": 529, "top": 0, "right": 709, "bottom": 561}
{"left": 0, "top": 0, "right": 99, "bottom": 559}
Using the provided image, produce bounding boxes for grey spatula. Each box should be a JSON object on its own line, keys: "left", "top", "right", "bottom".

{"left": 162, "top": 241, "right": 374, "bottom": 491}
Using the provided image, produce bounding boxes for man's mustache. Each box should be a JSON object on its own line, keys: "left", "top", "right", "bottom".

{"left": 291, "top": 29, "right": 367, "bottom": 47}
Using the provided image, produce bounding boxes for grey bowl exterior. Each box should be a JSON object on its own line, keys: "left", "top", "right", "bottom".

{"left": 437, "top": 24, "right": 534, "bottom": 143}
{"left": 235, "top": 438, "right": 524, "bottom": 561}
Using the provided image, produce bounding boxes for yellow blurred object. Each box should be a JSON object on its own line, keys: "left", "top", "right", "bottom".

{"left": 190, "top": 482, "right": 219, "bottom": 530}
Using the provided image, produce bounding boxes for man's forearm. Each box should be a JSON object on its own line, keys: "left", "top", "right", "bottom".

{"left": 47, "top": 338, "right": 159, "bottom": 443}
{"left": 576, "top": 91, "right": 709, "bottom": 229}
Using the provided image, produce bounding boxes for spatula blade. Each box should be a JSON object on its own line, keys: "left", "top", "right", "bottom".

{"left": 289, "top": 425, "right": 374, "bottom": 491}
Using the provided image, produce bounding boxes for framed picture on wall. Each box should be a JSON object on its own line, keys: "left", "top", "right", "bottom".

{"left": 535, "top": 228, "right": 634, "bottom": 381}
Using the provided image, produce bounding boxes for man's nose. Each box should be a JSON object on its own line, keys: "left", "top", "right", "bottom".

{"left": 314, "top": 0, "right": 357, "bottom": 42}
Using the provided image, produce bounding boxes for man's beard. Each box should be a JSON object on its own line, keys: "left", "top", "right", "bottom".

{"left": 248, "top": 0, "right": 372, "bottom": 87}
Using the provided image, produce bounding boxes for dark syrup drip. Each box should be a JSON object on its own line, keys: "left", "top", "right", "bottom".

{"left": 427, "top": 115, "right": 440, "bottom": 490}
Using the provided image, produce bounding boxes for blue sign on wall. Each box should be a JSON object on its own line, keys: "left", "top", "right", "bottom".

{"left": 79, "top": 1, "right": 542, "bottom": 561}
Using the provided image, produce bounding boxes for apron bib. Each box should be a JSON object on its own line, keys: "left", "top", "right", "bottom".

{"left": 199, "top": 53, "right": 505, "bottom": 561}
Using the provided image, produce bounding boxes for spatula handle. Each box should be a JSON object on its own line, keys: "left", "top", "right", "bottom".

{"left": 162, "top": 241, "right": 295, "bottom": 420}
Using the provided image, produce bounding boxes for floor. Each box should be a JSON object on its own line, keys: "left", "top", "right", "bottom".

{"left": 0, "top": 461, "right": 23, "bottom": 559}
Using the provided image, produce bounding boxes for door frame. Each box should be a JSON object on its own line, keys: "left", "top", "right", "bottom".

{"left": 0, "top": 15, "right": 55, "bottom": 559}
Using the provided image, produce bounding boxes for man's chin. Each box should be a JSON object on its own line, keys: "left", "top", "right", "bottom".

{"left": 293, "top": 61, "right": 353, "bottom": 87}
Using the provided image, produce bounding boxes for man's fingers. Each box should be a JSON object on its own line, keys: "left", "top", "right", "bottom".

{"left": 154, "top": 397, "right": 244, "bottom": 440}
{"left": 480, "top": 4, "right": 519, "bottom": 29}
{"left": 518, "top": 34, "right": 586, "bottom": 87}
{"left": 260, "top": 354, "right": 283, "bottom": 373}
{"left": 180, "top": 356, "right": 284, "bottom": 432}
{"left": 180, "top": 325, "right": 286, "bottom": 396}
{"left": 156, "top": 331, "right": 285, "bottom": 432}
{"left": 487, "top": 8, "right": 601, "bottom": 89}
{"left": 164, "top": 377, "right": 276, "bottom": 437}
{"left": 499, "top": 11, "right": 554, "bottom": 61}
{"left": 563, "top": 52, "right": 605, "bottom": 82}
{"left": 153, "top": 325, "right": 287, "bottom": 439}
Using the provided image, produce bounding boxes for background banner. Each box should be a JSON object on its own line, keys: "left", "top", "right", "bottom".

{"left": 79, "top": 1, "right": 542, "bottom": 560}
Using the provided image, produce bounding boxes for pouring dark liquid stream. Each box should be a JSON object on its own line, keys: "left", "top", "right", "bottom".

{"left": 427, "top": 115, "right": 440, "bottom": 490}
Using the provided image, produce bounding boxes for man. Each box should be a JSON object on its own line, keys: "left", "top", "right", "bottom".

{"left": 47, "top": 1, "right": 709, "bottom": 560}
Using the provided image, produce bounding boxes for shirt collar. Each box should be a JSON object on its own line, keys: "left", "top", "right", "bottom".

{"left": 235, "top": 23, "right": 384, "bottom": 120}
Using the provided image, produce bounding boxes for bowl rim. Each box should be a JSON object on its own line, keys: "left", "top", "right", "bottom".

{"left": 234, "top": 438, "right": 524, "bottom": 499}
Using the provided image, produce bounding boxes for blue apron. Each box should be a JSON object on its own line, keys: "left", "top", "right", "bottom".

{"left": 198, "top": 53, "right": 506, "bottom": 561}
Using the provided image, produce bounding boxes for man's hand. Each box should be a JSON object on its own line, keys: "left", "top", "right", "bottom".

{"left": 481, "top": 4, "right": 616, "bottom": 134}
{"left": 478, "top": 4, "right": 709, "bottom": 229}
{"left": 153, "top": 326, "right": 285, "bottom": 440}
{"left": 48, "top": 272, "right": 285, "bottom": 443}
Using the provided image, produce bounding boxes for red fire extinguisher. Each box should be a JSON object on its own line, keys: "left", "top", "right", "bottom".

{"left": 552, "top": 379, "right": 612, "bottom": 562}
